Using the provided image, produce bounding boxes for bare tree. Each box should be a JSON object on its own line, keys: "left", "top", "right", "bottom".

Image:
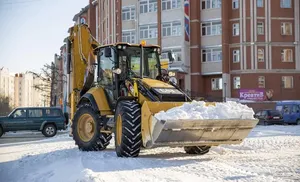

{"left": 0, "top": 95, "right": 13, "bottom": 116}
{"left": 28, "top": 62, "right": 67, "bottom": 106}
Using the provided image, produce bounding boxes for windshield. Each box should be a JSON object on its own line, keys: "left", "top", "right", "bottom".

{"left": 118, "top": 47, "right": 160, "bottom": 79}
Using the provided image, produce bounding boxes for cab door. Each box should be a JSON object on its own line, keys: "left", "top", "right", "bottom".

{"left": 282, "top": 105, "right": 292, "bottom": 123}
{"left": 290, "top": 105, "right": 300, "bottom": 124}
{"left": 28, "top": 109, "right": 44, "bottom": 130}
{"left": 6, "top": 109, "right": 28, "bottom": 131}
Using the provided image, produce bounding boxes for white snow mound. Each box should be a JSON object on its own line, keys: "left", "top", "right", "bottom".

{"left": 154, "top": 101, "right": 255, "bottom": 120}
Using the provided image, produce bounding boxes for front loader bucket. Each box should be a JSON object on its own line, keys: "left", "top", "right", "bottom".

{"left": 141, "top": 101, "right": 259, "bottom": 148}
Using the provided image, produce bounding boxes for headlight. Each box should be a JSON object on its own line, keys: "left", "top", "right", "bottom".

{"left": 153, "top": 88, "right": 182, "bottom": 95}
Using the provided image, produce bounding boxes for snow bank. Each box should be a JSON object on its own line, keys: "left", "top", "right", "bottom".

{"left": 154, "top": 101, "right": 255, "bottom": 120}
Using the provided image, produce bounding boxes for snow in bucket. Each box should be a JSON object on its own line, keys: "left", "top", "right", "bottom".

{"left": 154, "top": 101, "right": 255, "bottom": 120}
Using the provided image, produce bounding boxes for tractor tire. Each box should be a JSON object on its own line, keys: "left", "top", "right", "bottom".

{"left": 114, "top": 100, "right": 142, "bottom": 157}
{"left": 72, "top": 104, "right": 112, "bottom": 151}
{"left": 42, "top": 124, "right": 57, "bottom": 137}
{"left": 184, "top": 146, "right": 211, "bottom": 155}
{"left": 0, "top": 126, "right": 3, "bottom": 138}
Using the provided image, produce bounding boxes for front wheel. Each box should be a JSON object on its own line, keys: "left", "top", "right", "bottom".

{"left": 184, "top": 146, "right": 211, "bottom": 155}
{"left": 114, "top": 100, "right": 142, "bottom": 157}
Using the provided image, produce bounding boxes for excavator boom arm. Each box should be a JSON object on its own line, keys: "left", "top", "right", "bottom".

{"left": 67, "top": 24, "right": 100, "bottom": 119}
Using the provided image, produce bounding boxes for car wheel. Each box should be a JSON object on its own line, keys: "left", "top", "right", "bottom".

{"left": 297, "top": 119, "right": 300, "bottom": 125}
{"left": 42, "top": 124, "right": 57, "bottom": 137}
{"left": 264, "top": 121, "right": 268, "bottom": 126}
{"left": 0, "top": 126, "right": 3, "bottom": 138}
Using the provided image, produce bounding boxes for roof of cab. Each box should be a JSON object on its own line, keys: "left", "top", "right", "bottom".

{"left": 96, "top": 42, "right": 160, "bottom": 49}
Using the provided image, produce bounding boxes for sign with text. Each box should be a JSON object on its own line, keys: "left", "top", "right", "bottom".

{"left": 239, "top": 89, "right": 265, "bottom": 101}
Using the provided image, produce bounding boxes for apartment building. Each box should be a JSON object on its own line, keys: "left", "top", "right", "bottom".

{"left": 96, "top": 0, "right": 189, "bottom": 89}
{"left": 220, "top": 0, "right": 300, "bottom": 100}
{"left": 13, "top": 73, "right": 50, "bottom": 107}
{"left": 0, "top": 67, "right": 15, "bottom": 106}
{"left": 92, "top": 0, "right": 300, "bottom": 101}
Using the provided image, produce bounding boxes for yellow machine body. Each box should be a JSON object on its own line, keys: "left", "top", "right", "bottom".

{"left": 66, "top": 24, "right": 258, "bottom": 157}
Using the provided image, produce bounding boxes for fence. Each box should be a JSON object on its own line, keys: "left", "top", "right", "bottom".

{"left": 240, "top": 102, "right": 277, "bottom": 112}
{"left": 184, "top": 90, "right": 224, "bottom": 102}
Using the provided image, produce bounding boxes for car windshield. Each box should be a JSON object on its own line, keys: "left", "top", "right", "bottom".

{"left": 118, "top": 47, "right": 160, "bottom": 79}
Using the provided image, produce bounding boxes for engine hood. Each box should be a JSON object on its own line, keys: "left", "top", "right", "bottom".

{"left": 141, "top": 78, "right": 174, "bottom": 88}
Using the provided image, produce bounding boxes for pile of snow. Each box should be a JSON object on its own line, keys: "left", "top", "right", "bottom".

{"left": 154, "top": 101, "right": 255, "bottom": 120}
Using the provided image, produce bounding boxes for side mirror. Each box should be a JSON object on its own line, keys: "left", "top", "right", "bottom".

{"left": 104, "top": 47, "right": 112, "bottom": 57}
{"left": 168, "top": 51, "right": 175, "bottom": 63}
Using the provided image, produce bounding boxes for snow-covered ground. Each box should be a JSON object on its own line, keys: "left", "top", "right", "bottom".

{"left": 0, "top": 125, "right": 300, "bottom": 182}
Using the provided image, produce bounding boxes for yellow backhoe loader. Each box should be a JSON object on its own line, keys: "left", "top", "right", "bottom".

{"left": 66, "top": 24, "right": 258, "bottom": 157}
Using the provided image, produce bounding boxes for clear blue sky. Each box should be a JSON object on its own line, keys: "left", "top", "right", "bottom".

{"left": 0, "top": 0, "right": 88, "bottom": 73}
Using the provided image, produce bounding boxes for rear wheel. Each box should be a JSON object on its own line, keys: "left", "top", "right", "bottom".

{"left": 72, "top": 104, "right": 112, "bottom": 151}
{"left": 114, "top": 100, "right": 142, "bottom": 157}
{"left": 297, "top": 119, "right": 300, "bottom": 125}
{"left": 184, "top": 146, "right": 211, "bottom": 155}
{"left": 42, "top": 124, "right": 57, "bottom": 137}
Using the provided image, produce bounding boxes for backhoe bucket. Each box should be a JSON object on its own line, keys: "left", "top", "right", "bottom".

{"left": 141, "top": 101, "right": 259, "bottom": 148}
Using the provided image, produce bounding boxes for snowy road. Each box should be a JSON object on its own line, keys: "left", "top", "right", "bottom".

{"left": 0, "top": 131, "right": 68, "bottom": 144}
{"left": 0, "top": 126, "right": 299, "bottom": 182}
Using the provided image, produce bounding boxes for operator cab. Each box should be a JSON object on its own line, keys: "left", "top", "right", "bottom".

{"left": 95, "top": 41, "right": 170, "bottom": 110}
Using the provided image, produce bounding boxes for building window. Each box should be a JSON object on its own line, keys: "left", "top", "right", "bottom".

{"left": 233, "top": 50, "right": 240, "bottom": 63}
{"left": 280, "top": 0, "right": 291, "bottom": 8}
{"left": 282, "top": 76, "right": 293, "bottom": 88}
{"left": 258, "top": 49, "right": 264, "bottom": 62}
{"left": 140, "top": 24, "right": 158, "bottom": 39}
{"left": 257, "top": 0, "right": 264, "bottom": 7}
{"left": 257, "top": 22, "right": 264, "bottom": 35}
{"left": 281, "top": 49, "right": 293, "bottom": 62}
{"left": 232, "top": 0, "right": 239, "bottom": 9}
{"left": 233, "top": 23, "right": 239, "bottom": 36}
{"left": 201, "top": 0, "right": 222, "bottom": 9}
{"left": 202, "top": 21, "right": 222, "bottom": 36}
{"left": 281, "top": 22, "right": 292, "bottom": 35}
{"left": 258, "top": 76, "right": 265, "bottom": 88}
{"left": 140, "top": 0, "right": 157, "bottom": 13}
{"left": 122, "top": 30, "right": 136, "bottom": 43}
{"left": 162, "top": 0, "right": 181, "bottom": 10}
{"left": 161, "top": 48, "right": 182, "bottom": 61}
{"left": 233, "top": 76, "right": 240, "bottom": 89}
{"left": 162, "top": 21, "right": 182, "bottom": 37}
{"left": 211, "top": 78, "right": 223, "bottom": 90}
{"left": 122, "top": 6, "right": 136, "bottom": 21}
{"left": 202, "top": 48, "right": 222, "bottom": 62}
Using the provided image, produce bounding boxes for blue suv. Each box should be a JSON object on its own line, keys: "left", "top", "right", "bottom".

{"left": 275, "top": 101, "right": 300, "bottom": 125}
{"left": 0, "top": 107, "right": 69, "bottom": 137}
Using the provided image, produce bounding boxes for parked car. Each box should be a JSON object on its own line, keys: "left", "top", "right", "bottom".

{"left": 0, "top": 107, "right": 69, "bottom": 138}
{"left": 254, "top": 109, "right": 284, "bottom": 125}
{"left": 275, "top": 101, "right": 300, "bottom": 125}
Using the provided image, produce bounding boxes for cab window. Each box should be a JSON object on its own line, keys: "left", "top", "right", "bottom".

{"left": 44, "top": 109, "right": 62, "bottom": 117}
{"left": 99, "top": 48, "right": 115, "bottom": 86}
{"left": 28, "top": 109, "right": 43, "bottom": 118}
{"left": 12, "top": 109, "right": 27, "bottom": 118}
{"left": 292, "top": 105, "right": 300, "bottom": 113}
